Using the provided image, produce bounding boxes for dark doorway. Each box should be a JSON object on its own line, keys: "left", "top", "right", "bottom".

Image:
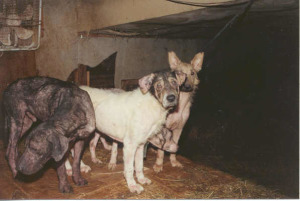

{"left": 67, "top": 52, "right": 117, "bottom": 88}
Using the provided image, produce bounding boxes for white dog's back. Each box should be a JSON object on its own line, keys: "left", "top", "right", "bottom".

{"left": 80, "top": 86, "right": 168, "bottom": 145}
{"left": 79, "top": 86, "right": 123, "bottom": 109}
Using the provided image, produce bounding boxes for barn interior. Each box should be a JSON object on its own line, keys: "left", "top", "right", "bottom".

{"left": 0, "top": 0, "right": 298, "bottom": 199}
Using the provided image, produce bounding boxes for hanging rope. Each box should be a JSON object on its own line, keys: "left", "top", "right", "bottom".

{"left": 203, "top": 0, "right": 255, "bottom": 52}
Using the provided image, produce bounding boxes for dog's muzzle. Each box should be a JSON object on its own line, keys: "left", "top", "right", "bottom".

{"left": 180, "top": 84, "right": 193, "bottom": 92}
{"left": 17, "top": 148, "right": 50, "bottom": 175}
{"left": 163, "top": 93, "right": 178, "bottom": 109}
{"left": 166, "top": 94, "right": 176, "bottom": 102}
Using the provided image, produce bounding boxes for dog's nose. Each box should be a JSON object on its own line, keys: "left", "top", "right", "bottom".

{"left": 185, "top": 84, "right": 192, "bottom": 89}
{"left": 167, "top": 95, "right": 176, "bottom": 102}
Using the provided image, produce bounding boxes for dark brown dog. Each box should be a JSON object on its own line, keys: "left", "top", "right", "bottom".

{"left": 3, "top": 76, "right": 95, "bottom": 193}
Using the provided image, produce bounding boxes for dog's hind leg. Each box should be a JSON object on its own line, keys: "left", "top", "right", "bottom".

{"left": 65, "top": 158, "right": 73, "bottom": 176}
{"left": 108, "top": 142, "right": 118, "bottom": 170}
{"left": 135, "top": 144, "right": 151, "bottom": 185}
{"left": 65, "top": 149, "right": 91, "bottom": 176}
{"left": 89, "top": 132, "right": 103, "bottom": 164}
{"left": 6, "top": 113, "right": 34, "bottom": 178}
{"left": 6, "top": 117, "right": 19, "bottom": 177}
{"left": 100, "top": 135, "right": 112, "bottom": 150}
{"left": 170, "top": 153, "right": 183, "bottom": 168}
{"left": 72, "top": 140, "right": 88, "bottom": 186}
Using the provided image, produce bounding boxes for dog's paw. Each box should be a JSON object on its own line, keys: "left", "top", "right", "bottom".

{"left": 128, "top": 184, "right": 144, "bottom": 194}
{"left": 108, "top": 162, "right": 117, "bottom": 170}
{"left": 91, "top": 157, "right": 103, "bottom": 164}
{"left": 170, "top": 160, "right": 183, "bottom": 168}
{"left": 73, "top": 176, "right": 88, "bottom": 186}
{"left": 137, "top": 177, "right": 151, "bottom": 185}
{"left": 153, "top": 164, "right": 163, "bottom": 173}
{"left": 59, "top": 183, "right": 73, "bottom": 193}
{"left": 81, "top": 164, "right": 91, "bottom": 173}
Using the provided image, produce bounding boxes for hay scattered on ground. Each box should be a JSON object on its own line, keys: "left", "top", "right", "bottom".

{"left": 0, "top": 142, "right": 289, "bottom": 199}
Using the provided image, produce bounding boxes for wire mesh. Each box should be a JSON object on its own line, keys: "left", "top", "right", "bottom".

{"left": 0, "top": 0, "right": 41, "bottom": 50}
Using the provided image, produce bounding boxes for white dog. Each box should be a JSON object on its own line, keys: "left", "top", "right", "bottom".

{"left": 78, "top": 70, "right": 184, "bottom": 194}
{"left": 85, "top": 52, "right": 204, "bottom": 173}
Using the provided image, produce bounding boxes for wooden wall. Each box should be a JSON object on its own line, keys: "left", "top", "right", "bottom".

{"left": 0, "top": 51, "right": 37, "bottom": 140}
{"left": 0, "top": 51, "right": 37, "bottom": 99}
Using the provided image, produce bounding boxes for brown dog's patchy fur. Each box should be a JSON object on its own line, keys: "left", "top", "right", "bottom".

{"left": 3, "top": 76, "right": 95, "bottom": 193}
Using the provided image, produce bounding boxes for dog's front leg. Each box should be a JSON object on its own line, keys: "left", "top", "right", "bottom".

{"left": 135, "top": 144, "right": 151, "bottom": 185}
{"left": 57, "top": 159, "right": 73, "bottom": 193}
{"left": 170, "top": 153, "right": 183, "bottom": 168}
{"left": 100, "top": 135, "right": 112, "bottom": 150}
{"left": 123, "top": 141, "right": 143, "bottom": 194}
{"left": 153, "top": 149, "right": 165, "bottom": 173}
{"left": 169, "top": 128, "right": 183, "bottom": 168}
{"left": 72, "top": 140, "right": 88, "bottom": 186}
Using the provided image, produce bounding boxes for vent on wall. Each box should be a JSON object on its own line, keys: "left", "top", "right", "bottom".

{"left": 0, "top": 0, "right": 42, "bottom": 51}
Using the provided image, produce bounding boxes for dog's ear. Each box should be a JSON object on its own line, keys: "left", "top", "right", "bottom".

{"left": 139, "top": 73, "right": 155, "bottom": 94}
{"left": 168, "top": 51, "right": 181, "bottom": 70}
{"left": 48, "top": 133, "right": 69, "bottom": 162}
{"left": 191, "top": 52, "right": 204, "bottom": 72}
{"left": 175, "top": 71, "right": 186, "bottom": 86}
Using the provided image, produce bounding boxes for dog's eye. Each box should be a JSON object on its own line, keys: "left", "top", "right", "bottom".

{"left": 191, "top": 71, "right": 195, "bottom": 75}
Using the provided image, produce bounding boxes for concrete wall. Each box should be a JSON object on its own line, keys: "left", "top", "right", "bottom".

{"left": 0, "top": 51, "right": 37, "bottom": 140}
{"left": 78, "top": 37, "right": 205, "bottom": 88}
{"left": 35, "top": 0, "right": 78, "bottom": 80}
{"left": 0, "top": 51, "right": 37, "bottom": 99}
{"left": 36, "top": 0, "right": 206, "bottom": 85}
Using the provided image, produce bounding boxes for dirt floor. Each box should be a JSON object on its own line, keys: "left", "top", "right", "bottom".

{"left": 0, "top": 141, "right": 289, "bottom": 199}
